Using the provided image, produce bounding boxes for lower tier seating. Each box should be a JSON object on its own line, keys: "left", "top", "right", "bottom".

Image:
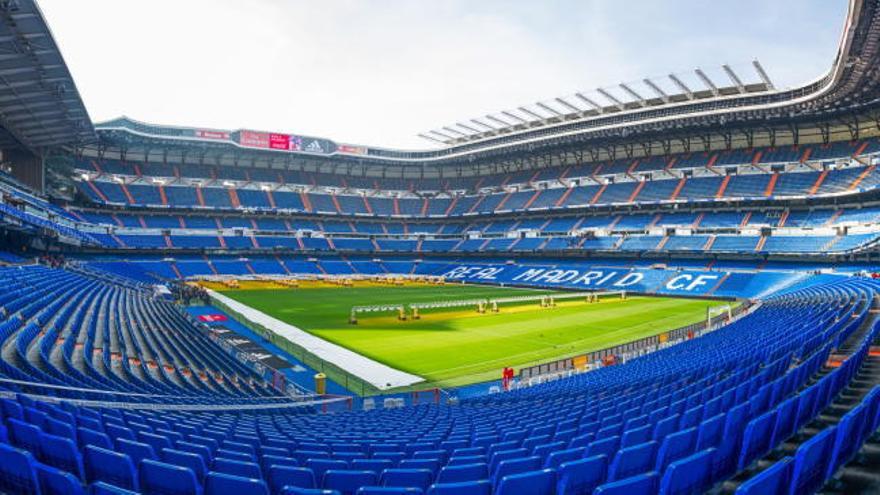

{"left": 0, "top": 277, "right": 877, "bottom": 494}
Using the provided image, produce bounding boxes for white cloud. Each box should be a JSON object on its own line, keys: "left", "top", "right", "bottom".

{"left": 39, "top": 0, "right": 846, "bottom": 149}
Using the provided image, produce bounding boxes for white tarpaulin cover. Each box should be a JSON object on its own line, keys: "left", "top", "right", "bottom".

{"left": 208, "top": 290, "right": 425, "bottom": 390}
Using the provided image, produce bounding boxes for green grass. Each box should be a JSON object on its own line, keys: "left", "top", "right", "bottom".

{"left": 221, "top": 285, "right": 727, "bottom": 390}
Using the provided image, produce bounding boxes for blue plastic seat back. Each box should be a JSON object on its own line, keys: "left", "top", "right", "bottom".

{"left": 695, "top": 414, "right": 725, "bottom": 451}
{"left": 139, "top": 459, "right": 201, "bottom": 495}
{"left": 658, "top": 448, "right": 715, "bottom": 495}
{"left": 770, "top": 396, "right": 800, "bottom": 447}
{"left": 84, "top": 445, "right": 138, "bottom": 491}
{"left": 398, "top": 459, "right": 440, "bottom": 476}
{"left": 163, "top": 448, "right": 208, "bottom": 482}
{"left": 825, "top": 404, "right": 868, "bottom": 480}
{"left": 655, "top": 427, "right": 697, "bottom": 473}
{"left": 594, "top": 472, "right": 659, "bottom": 495}
{"left": 488, "top": 448, "right": 527, "bottom": 473}
{"left": 176, "top": 442, "right": 214, "bottom": 466}
{"left": 380, "top": 468, "right": 433, "bottom": 490}
{"left": 78, "top": 427, "right": 114, "bottom": 451}
{"left": 544, "top": 447, "right": 586, "bottom": 470}
{"left": 585, "top": 436, "right": 620, "bottom": 460}
{"left": 89, "top": 481, "right": 140, "bottom": 494}
{"left": 790, "top": 426, "right": 837, "bottom": 495}
{"left": 0, "top": 443, "right": 42, "bottom": 495}
{"left": 653, "top": 415, "right": 681, "bottom": 442}
{"left": 733, "top": 457, "right": 793, "bottom": 495}
{"left": 356, "top": 487, "right": 421, "bottom": 494}
{"left": 351, "top": 460, "right": 393, "bottom": 474}
{"left": 556, "top": 455, "right": 607, "bottom": 495}
{"left": 322, "top": 469, "right": 378, "bottom": 494}
{"left": 46, "top": 417, "right": 75, "bottom": 442}
{"left": 205, "top": 471, "right": 270, "bottom": 495}
{"left": 307, "top": 459, "right": 348, "bottom": 484}
{"left": 621, "top": 425, "right": 652, "bottom": 448}
{"left": 531, "top": 441, "right": 565, "bottom": 459}
{"left": 36, "top": 463, "right": 85, "bottom": 495}
{"left": 446, "top": 456, "right": 483, "bottom": 467}
{"left": 609, "top": 441, "right": 658, "bottom": 482}
{"left": 216, "top": 448, "right": 255, "bottom": 463}
{"left": 117, "top": 438, "right": 158, "bottom": 468}
{"left": 426, "top": 479, "right": 492, "bottom": 495}
{"left": 39, "top": 431, "right": 85, "bottom": 480}
{"left": 436, "top": 463, "right": 487, "bottom": 484}
{"left": 269, "top": 465, "right": 317, "bottom": 493}
{"left": 213, "top": 457, "right": 263, "bottom": 480}
{"left": 8, "top": 418, "right": 41, "bottom": 453}
{"left": 492, "top": 456, "right": 541, "bottom": 485}
{"left": 737, "top": 410, "right": 778, "bottom": 471}
{"left": 495, "top": 468, "right": 555, "bottom": 495}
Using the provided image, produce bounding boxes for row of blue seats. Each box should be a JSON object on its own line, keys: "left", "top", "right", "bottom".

{"left": 87, "top": 232, "right": 876, "bottom": 255}
{"left": 76, "top": 163, "right": 880, "bottom": 216}
{"left": 78, "top": 139, "right": 879, "bottom": 192}
{"left": 0, "top": 265, "right": 280, "bottom": 403}
{"left": 4, "top": 281, "right": 873, "bottom": 493}
{"left": 73, "top": 206, "right": 880, "bottom": 234}
{"left": 0, "top": 278, "right": 868, "bottom": 494}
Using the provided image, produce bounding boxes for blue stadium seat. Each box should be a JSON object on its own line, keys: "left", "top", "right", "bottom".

{"left": 37, "top": 462, "right": 85, "bottom": 495}
{"left": 789, "top": 426, "right": 837, "bottom": 495}
{"left": 356, "top": 488, "right": 422, "bottom": 495}
{"left": 655, "top": 427, "right": 697, "bottom": 473}
{"left": 556, "top": 455, "right": 607, "bottom": 495}
{"left": 212, "top": 458, "right": 263, "bottom": 479}
{"left": 117, "top": 438, "right": 158, "bottom": 468}
{"left": 38, "top": 432, "right": 85, "bottom": 480}
{"left": 495, "top": 468, "right": 555, "bottom": 495}
{"left": 269, "top": 465, "right": 317, "bottom": 493}
{"left": 83, "top": 445, "right": 138, "bottom": 491}
{"left": 543, "top": 447, "right": 585, "bottom": 470}
{"left": 163, "top": 448, "right": 208, "bottom": 482}
{"left": 737, "top": 410, "right": 778, "bottom": 470}
{"left": 608, "top": 441, "right": 658, "bottom": 481}
{"left": 307, "top": 459, "right": 348, "bottom": 483}
{"left": 658, "top": 448, "right": 715, "bottom": 495}
{"left": 8, "top": 418, "right": 41, "bottom": 453}
{"left": 426, "top": 480, "right": 492, "bottom": 495}
{"left": 205, "top": 472, "right": 270, "bottom": 495}
{"left": 436, "top": 463, "right": 488, "bottom": 484}
{"left": 825, "top": 402, "right": 869, "bottom": 479}
{"left": 281, "top": 488, "right": 341, "bottom": 495}
{"left": 352, "top": 460, "right": 393, "bottom": 473}
{"left": 322, "top": 470, "right": 378, "bottom": 494}
{"left": 380, "top": 468, "right": 433, "bottom": 490}
{"left": 139, "top": 459, "right": 201, "bottom": 495}
{"left": 594, "top": 472, "right": 659, "bottom": 495}
{"left": 491, "top": 456, "right": 541, "bottom": 486}
{"left": 734, "top": 457, "right": 793, "bottom": 494}
{"left": 89, "top": 482, "right": 140, "bottom": 494}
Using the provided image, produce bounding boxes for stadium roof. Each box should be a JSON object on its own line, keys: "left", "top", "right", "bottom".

{"left": 418, "top": 61, "right": 777, "bottom": 147}
{"left": 86, "top": 0, "right": 880, "bottom": 173}
{"left": 0, "top": 0, "right": 93, "bottom": 152}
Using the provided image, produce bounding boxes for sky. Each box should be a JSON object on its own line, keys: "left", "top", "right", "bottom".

{"left": 39, "top": 0, "right": 848, "bottom": 150}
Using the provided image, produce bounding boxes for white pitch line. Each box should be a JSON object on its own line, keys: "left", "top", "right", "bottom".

{"left": 207, "top": 289, "right": 424, "bottom": 390}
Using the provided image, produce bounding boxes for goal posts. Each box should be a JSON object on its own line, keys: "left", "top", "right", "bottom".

{"left": 349, "top": 304, "right": 406, "bottom": 324}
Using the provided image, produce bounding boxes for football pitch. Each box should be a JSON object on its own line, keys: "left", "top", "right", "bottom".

{"left": 219, "top": 283, "right": 728, "bottom": 389}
